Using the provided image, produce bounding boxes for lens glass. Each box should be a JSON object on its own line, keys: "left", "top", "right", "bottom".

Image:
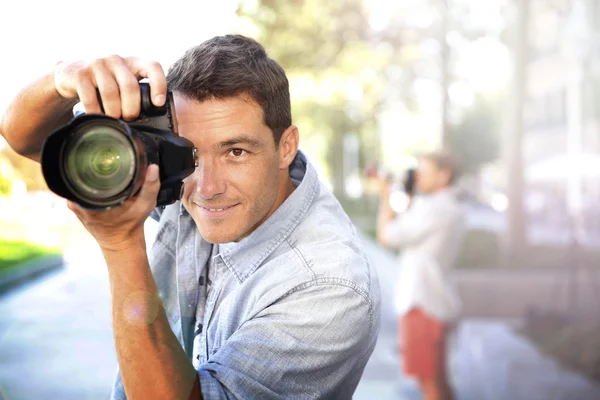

{"left": 65, "top": 125, "right": 136, "bottom": 200}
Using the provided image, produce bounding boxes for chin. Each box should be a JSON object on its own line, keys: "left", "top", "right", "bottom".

{"left": 197, "top": 225, "right": 243, "bottom": 244}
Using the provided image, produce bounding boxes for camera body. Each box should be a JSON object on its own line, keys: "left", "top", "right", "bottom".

{"left": 404, "top": 168, "right": 416, "bottom": 196}
{"left": 41, "top": 83, "right": 197, "bottom": 209}
{"left": 365, "top": 163, "right": 417, "bottom": 196}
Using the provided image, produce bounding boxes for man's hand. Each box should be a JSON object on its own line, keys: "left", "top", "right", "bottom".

{"left": 53, "top": 56, "right": 167, "bottom": 120}
{"left": 377, "top": 175, "right": 391, "bottom": 199}
{"left": 376, "top": 174, "right": 396, "bottom": 246}
{"left": 67, "top": 164, "right": 161, "bottom": 253}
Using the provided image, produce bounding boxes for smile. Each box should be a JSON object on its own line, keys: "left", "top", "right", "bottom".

{"left": 194, "top": 202, "right": 239, "bottom": 218}
{"left": 199, "top": 204, "right": 236, "bottom": 212}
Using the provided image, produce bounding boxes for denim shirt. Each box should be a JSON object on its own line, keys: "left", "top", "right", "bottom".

{"left": 109, "top": 151, "right": 381, "bottom": 399}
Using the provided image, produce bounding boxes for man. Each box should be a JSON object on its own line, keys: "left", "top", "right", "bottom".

{"left": 376, "top": 151, "right": 465, "bottom": 400}
{"left": 0, "top": 35, "right": 380, "bottom": 399}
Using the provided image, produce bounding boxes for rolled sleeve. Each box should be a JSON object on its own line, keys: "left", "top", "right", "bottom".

{"left": 383, "top": 201, "right": 451, "bottom": 248}
{"left": 197, "top": 281, "right": 377, "bottom": 400}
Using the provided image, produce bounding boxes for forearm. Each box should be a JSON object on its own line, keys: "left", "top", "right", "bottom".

{"left": 103, "top": 239, "right": 200, "bottom": 400}
{"left": 0, "top": 71, "right": 76, "bottom": 161}
{"left": 376, "top": 197, "right": 395, "bottom": 246}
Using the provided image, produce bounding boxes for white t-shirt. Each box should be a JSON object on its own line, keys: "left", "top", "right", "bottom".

{"left": 382, "top": 188, "right": 466, "bottom": 322}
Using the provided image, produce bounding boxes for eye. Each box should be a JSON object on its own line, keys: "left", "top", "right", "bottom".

{"left": 229, "top": 148, "right": 247, "bottom": 157}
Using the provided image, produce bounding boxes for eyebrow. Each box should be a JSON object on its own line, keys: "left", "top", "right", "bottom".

{"left": 215, "top": 134, "right": 265, "bottom": 150}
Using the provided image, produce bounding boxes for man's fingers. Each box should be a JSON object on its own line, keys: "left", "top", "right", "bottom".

{"left": 92, "top": 60, "right": 122, "bottom": 118}
{"left": 75, "top": 74, "right": 102, "bottom": 114}
{"left": 66, "top": 200, "right": 85, "bottom": 221}
{"left": 66, "top": 200, "right": 77, "bottom": 212}
{"left": 55, "top": 57, "right": 167, "bottom": 119}
{"left": 125, "top": 57, "right": 167, "bottom": 107}
{"left": 137, "top": 164, "right": 161, "bottom": 208}
{"left": 107, "top": 56, "right": 142, "bottom": 120}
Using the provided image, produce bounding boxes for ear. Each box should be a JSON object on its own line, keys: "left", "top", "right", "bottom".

{"left": 277, "top": 125, "right": 299, "bottom": 170}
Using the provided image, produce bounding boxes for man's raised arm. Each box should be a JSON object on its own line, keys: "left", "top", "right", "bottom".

{"left": 0, "top": 57, "right": 168, "bottom": 162}
{"left": 0, "top": 69, "right": 76, "bottom": 162}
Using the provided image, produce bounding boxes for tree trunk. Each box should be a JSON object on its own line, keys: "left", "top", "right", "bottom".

{"left": 440, "top": 0, "right": 451, "bottom": 149}
{"left": 502, "top": 0, "right": 529, "bottom": 264}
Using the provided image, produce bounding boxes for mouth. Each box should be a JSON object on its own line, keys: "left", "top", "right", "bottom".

{"left": 194, "top": 202, "right": 239, "bottom": 218}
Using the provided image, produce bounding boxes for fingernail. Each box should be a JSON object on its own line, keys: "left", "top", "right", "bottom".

{"left": 154, "top": 95, "right": 165, "bottom": 106}
{"left": 147, "top": 165, "right": 159, "bottom": 182}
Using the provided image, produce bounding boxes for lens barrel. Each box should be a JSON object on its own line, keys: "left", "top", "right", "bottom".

{"left": 64, "top": 123, "right": 137, "bottom": 200}
{"left": 41, "top": 114, "right": 146, "bottom": 209}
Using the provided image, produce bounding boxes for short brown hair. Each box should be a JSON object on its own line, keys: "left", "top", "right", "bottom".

{"left": 420, "top": 150, "right": 460, "bottom": 184}
{"left": 166, "top": 35, "right": 292, "bottom": 145}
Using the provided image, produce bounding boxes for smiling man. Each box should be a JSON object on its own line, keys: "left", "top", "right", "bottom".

{"left": 0, "top": 35, "right": 380, "bottom": 399}
{"left": 174, "top": 94, "right": 294, "bottom": 244}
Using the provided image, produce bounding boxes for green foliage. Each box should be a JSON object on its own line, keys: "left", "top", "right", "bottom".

{"left": 0, "top": 170, "right": 11, "bottom": 196}
{"left": 237, "top": 0, "right": 372, "bottom": 72}
{"left": 238, "top": 0, "right": 508, "bottom": 193}
{"left": 0, "top": 147, "right": 48, "bottom": 192}
{"left": 0, "top": 239, "right": 58, "bottom": 272}
{"left": 237, "top": 0, "right": 401, "bottom": 196}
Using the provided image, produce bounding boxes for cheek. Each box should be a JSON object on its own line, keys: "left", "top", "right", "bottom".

{"left": 181, "top": 179, "right": 196, "bottom": 202}
{"left": 242, "top": 165, "right": 279, "bottom": 206}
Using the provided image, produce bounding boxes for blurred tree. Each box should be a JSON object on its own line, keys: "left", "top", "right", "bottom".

{"left": 0, "top": 165, "right": 12, "bottom": 196}
{"left": 237, "top": 0, "right": 393, "bottom": 198}
{"left": 502, "top": 0, "right": 529, "bottom": 260}
{"left": 238, "top": 0, "right": 371, "bottom": 71}
{"left": 237, "top": 0, "right": 509, "bottom": 197}
{"left": 447, "top": 96, "right": 500, "bottom": 175}
{"left": 0, "top": 147, "right": 47, "bottom": 192}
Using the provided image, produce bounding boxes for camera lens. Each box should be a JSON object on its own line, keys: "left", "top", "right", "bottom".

{"left": 64, "top": 125, "right": 136, "bottom": 200}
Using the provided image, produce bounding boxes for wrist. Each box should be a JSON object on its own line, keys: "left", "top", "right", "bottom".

{"left": 99, "top": 229, "right": 146, "bottom": 255}
{"left": 102, "top": 236, "right": 149, "bottom": 281}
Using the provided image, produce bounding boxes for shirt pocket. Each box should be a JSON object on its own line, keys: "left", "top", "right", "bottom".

{"left": 150, "top": 220, "right": 177, "bottom": 259}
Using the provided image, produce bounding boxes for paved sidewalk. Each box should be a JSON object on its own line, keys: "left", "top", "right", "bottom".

{"left": 353, "top": 237, "right": 441, "bottom": 400}
{"left": 0, "top": 242, "right": 116, "bottom": 400}
{"left": 456, "top": 321, "right": 600, "bottom": 400}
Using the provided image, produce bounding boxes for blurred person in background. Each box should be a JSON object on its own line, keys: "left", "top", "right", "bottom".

{"left": 376, "top": 151, "right": 466, "bottom": 400}
{"left": 0, "top": 34, "right": 380, "bottom": 399}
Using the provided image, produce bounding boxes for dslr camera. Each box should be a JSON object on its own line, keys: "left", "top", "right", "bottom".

{"left": 41, "top": 83, "right": 197, "bottom": 209}
{"left": 365, "top": 164, "right": 417, "bottom": 196}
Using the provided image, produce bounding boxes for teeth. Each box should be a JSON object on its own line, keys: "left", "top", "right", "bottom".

{"left": 209, "top": 208, "right": 224, "bottom": 212}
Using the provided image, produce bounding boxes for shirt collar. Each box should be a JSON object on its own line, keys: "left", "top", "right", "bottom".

{"left": 216, "top": 150, "right": 319, "bottom": 283}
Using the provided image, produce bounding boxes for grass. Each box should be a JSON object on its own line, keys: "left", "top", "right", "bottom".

{"left": 0, "top": 239, "right": 60, "bottom": 273}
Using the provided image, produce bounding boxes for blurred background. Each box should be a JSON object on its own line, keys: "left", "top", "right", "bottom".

{"left": 1, "top": 0, "right": 600, "bottom": 399}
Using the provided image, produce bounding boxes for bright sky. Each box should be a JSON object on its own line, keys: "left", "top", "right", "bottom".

{"left": 0, "top": 0, "right": 241, "bottom": 123}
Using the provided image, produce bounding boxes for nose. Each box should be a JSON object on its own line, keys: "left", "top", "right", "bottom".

{"left": 186, "top": 157, "right": 226, "bottom": 200}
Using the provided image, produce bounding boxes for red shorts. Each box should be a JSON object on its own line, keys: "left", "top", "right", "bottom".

{"left": 399, "top": 307, "right": 447, "bottom": 379}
